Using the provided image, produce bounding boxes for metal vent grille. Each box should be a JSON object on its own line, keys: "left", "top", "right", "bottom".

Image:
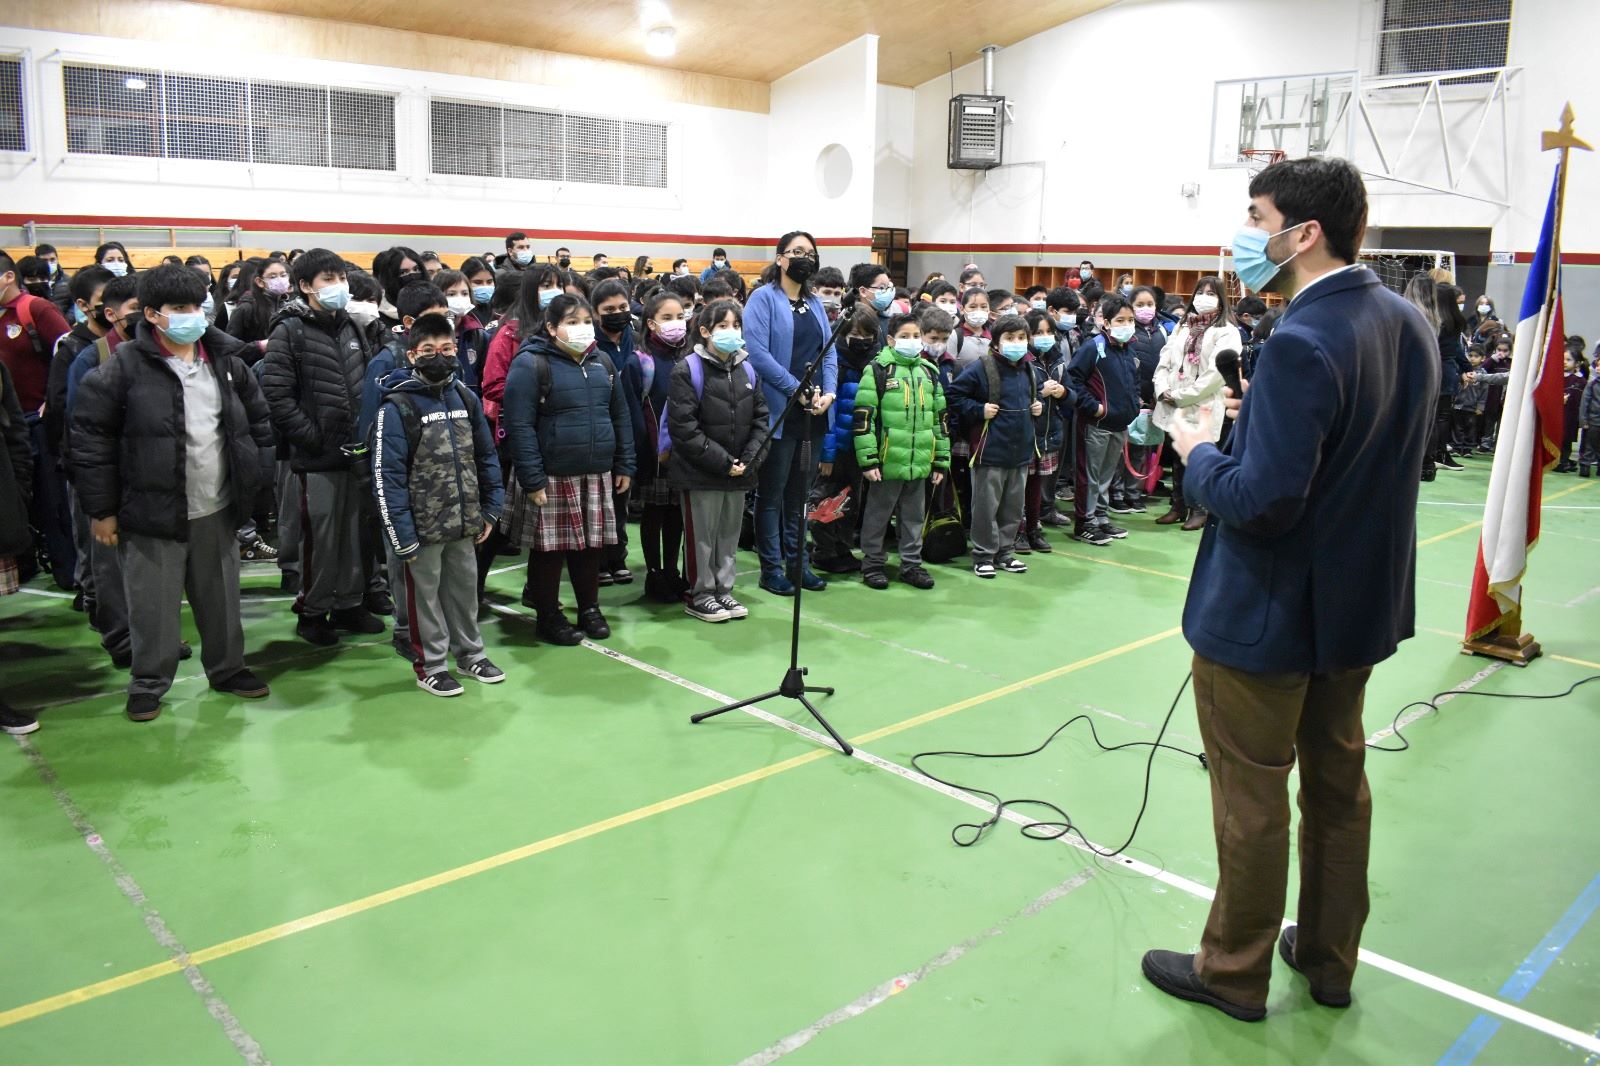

{"left": 62, "top": 62, "right": 396, "bottom": 171}
{"left": 1378, "top": 0, "right": 1512, "bottom": 77}
{"left": 429, "top": 97, "right": 667, "bottom": 189}
{"left": 0, "top": 58, "right": 25, "bottom": 152}
{"left": 947, "top": 94, "right": 1004, "bottom": 170}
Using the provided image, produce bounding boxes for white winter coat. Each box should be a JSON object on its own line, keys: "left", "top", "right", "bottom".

{"left": 1151, "top": 320, "right": 1242, "bottom": 444}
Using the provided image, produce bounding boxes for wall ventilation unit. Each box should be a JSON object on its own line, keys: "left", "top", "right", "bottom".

{"left": 947, "top": 45, "right": 1005, "bottom": 171}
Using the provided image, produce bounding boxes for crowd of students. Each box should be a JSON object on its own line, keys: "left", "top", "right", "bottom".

{"left": 1, "top": 233, "right": 1596, "bottom": 731}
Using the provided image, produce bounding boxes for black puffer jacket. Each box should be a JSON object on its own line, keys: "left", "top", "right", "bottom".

{"left": 0, "top": 362, "right": 35, "bottom": 557}
{"left": 260, "top": 299, "right": 370, "bottom": 473}
{"left": 501, "top": 334, "right": 636, "bottom": 491}
{"left": 667, "top": 348, "right": 770, "bottom": 492}
{"left": 70, "top": 324, "right": 273, "bottom": 540}
{"left": 225, "top": 289, "right": 283, "bottom": 350}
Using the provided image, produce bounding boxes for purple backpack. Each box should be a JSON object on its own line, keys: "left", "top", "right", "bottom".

{"left": 657, "top": 352, "right": 759, "bottom": 454}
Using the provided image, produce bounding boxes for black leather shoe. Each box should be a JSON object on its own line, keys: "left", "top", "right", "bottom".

{"left": 535, "top": 614, "right": 584, "bottom": 646}
{"left": 1278, "top": 927, "right": 1352, "bottom": 1008}
{"left": 1140, "top": 950, "right": 1266, "bottom": 1022}
{"left": 862, "top": 568, "right": 889, "bottom": 590}
{"left": 576, "top": 607, "right": 610, "bottom": 640}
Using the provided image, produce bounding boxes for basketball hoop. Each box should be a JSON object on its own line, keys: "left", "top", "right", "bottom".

{"left": 1239, "top": 148, "right": 1287, "bottom": 174}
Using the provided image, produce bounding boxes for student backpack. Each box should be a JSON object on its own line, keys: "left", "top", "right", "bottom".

{"left": 920, "top": 477, "right": 967, "bottom": 563}
{"left": 655, "top": 351, "right": 758, "bottom": 455}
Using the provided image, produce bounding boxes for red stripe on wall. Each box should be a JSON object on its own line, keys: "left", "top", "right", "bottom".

{"left": 910, "top": 242, "right": 1600, "bottom": 265}
{"left": 0, "top": 213, "right": 869, "bottom": 247}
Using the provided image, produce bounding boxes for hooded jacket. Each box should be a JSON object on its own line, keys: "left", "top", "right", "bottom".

{"left": 501, "top": 333, "right": 636, "bottom": 492}
{"left": 1067, "top": 334, "right": 1139, "bottom": 432}
{"left": 666, "top": 346, "right": 770, "bottom": 493}
{"left": 947, "top": 351, "right": 1040, "bottom": 468}
{"left": 70, "top": 323, "right": 273, "bottom": 540}
{"left": 373, "top": 365, "right": 504, "bottom": 558}
{"left": 853, "top": 345, "right": 950, "bottom": 481}
{"left": 261, "top": 298, "right": 370, "bottom": 473}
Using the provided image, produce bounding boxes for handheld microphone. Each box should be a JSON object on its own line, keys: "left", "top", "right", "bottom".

{"left": 1214, "top": 349, "right": 1243, "bottom": 402}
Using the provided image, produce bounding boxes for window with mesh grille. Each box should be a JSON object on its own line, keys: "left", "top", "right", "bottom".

{"left": 430, "top": 98, "right": 668, "bottom": 189}
{"left": 0, "top": 58, "right": 25, "bottom": 152}
{"left": 1378, "top": 0, "right": 1512, "bottom": 77}
{"left": 62, "top": 63, "right": 396, "bottom": 171}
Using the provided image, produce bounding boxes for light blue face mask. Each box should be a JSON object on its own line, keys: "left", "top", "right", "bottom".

{"left": 316, "top": 282, "right": 350, "bottom": 311}
{"left": 71, "top": 305, "right": 86, "bottom": 325}
{"left": 711, "top": 328, "right": 743, "bottom": 355}
{"left": 160, "top": 310, "right": 208, "bottom": 344}
{"left": 1030, "top": 335, "right": 1055, "bottom": 352}
{"left": 472, "top": 285, "right": 495, "bottom": 305}
{"left": 202, "top": 293, "right": 215, "bottom": 315}
{"left": 1108, "top": 323, "right": 1136, "bottom": 344}
{"left": 513, "top": 250, "right": 534, "bottom": 266}
{"left": 1231, "top": 222, "right": 1306, "bottom": 293}
{"left": 104, "top": 260, "right": 127, "bottom": 277}
{"left": 538, "top": 287, "right": 559, "bottom": 308}
{"left": 999, "top": 340, "right": 1029, "bottom": 362}
{"left": 870, "top": 288, "right": 895, "bottom": 312}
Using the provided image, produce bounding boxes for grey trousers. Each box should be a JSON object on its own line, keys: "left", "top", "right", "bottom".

{"left": 1118, "top": 443, "right": 1149, "bottom": 500}
{"left": 70, "top": 490, "right": 94, "bottom": 605}
{"left": 90, "top": 534, "right": 130, "bottom": 659}
{"left": 1079, "top": 425, "right": 1123, "bottom": 527}
{"left": 860, "top": 477, "right": 927, "bottom": 569}
{"left": 970, "top": 464, "right": 1027, "bottom": 567}
{"left": 296, "top": 470, "right": 364, "bottom": 616}
{"left": 401, "top": 538, "right": 486, "bottom": 678}
{"left": 120, "top": 509, "right": 244, "bottom": 699}
{"left": 386, "top": 544, "right": 413, "bottom": 639}
{"left": 276, "top": 459, "right": 299, "bottom": 579}
{"left": 682, "top": 489, "right": 744, "bottom": 598}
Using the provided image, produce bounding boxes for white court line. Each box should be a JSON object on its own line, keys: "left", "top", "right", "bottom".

{"left": 1365, "top": 661, "right": 1505, "bottom": 747}
{"left": 1419, "top": 501, "right": 1600, "bottom": 510}
{"left": 577, "top": 635, "right": 1600, "bottom": 1055}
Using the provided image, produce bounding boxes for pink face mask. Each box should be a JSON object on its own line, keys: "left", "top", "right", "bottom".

{"left": 1133, "top": 307, "right": 1157, "bottom": 324}
{"left": 656, "top": 321, "right": 688, "bottom": 343}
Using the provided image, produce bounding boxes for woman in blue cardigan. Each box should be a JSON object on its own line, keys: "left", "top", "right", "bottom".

{"left": 742, "top": 230, "right": 839, "bottom": 595}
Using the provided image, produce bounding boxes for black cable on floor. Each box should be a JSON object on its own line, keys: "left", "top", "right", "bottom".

{"left": 909, "top": 673, "right": 1204, "bottom": 856}
{"left": 1368, "top": 673, "right": 1600, "bottom": 752}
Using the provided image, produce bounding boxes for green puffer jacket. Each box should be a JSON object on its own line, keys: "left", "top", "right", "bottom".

{"left": 852, "top": 348, "right": 949, "bottom": 481}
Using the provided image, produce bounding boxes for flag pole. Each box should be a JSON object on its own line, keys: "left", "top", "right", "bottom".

{"left": 1461, "top": 104, "right": 1591, "bottom": 665}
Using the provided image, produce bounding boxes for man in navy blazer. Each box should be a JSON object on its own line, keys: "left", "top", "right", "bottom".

{"left": 1141, "top": 157, "right": 1439, "bottom": 1022}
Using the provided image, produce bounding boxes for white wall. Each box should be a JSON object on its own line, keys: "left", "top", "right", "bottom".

{"left": 765, "top": 36, "right": 879, "bottom": 242}
{"left": 874, "top": 84, "right": 915, "bottom": 229}
{"left": 906, "top": 0, "right": 1600, "bottom": 257}
{"left": 0, "top": 25, "right": 772, "bottom": 248}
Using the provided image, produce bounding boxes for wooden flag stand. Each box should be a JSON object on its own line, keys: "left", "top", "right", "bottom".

{"left": 1462, "top": 104, "right": 1590, "bottom": 667}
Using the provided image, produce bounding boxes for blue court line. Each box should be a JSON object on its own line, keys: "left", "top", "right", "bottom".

{"left": 1437, "top": 872, "right": 1600, "bottom": 1065}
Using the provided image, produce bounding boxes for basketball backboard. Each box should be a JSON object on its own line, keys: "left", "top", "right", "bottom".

{"left": 1210, "top": 71, "right": 1358, "bottom": 168}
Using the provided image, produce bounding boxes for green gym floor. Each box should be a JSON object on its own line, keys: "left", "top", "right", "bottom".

{"left": 3, "top": 462, "right": 1598, "bottom": 1066}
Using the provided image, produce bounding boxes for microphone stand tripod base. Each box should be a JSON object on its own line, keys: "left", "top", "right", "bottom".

{"left": 689, "top": 667, "right": 850, "bottom": 755}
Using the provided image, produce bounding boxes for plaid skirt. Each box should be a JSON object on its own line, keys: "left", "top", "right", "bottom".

{"left": 1030, "top": 449, "right": 1060, "bottom": 476}
{"left": 503, "top": 472, "right": 618, "bottom": 553}
{"left": 0, "top": 555, "right": 17, "bottom": 596}
{"left": 635, "top": 474, "right": 680, "bottom": 508}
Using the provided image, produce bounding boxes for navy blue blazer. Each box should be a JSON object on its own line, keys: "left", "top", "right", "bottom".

{"left": 1182, "top": 267, "right": 1440, "bottom": 674}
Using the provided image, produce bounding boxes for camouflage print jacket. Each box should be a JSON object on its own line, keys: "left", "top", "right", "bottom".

{"left": 374, "top": 366, "right": 504, "bottom": 557}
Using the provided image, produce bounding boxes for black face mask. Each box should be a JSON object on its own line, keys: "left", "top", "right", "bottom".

{"left": 414, "top": 354, "right": 454, "bottom": 384}
{"left": 399, "top": 271, "right": 423, "bottom": 286}
{"left": 557, "top": 257, "right": 571, "bottom": 269}
{"left": 600, "top": 310, "right": 633, "bottom": 335}
{"left": 24, "top": 282, "right": 51, "bottom": 298}
{"left": 843, "top": 335, "right": 876, "bottom": 366}
{"left": 94, "top": 309, "right": 114, "bottom": 332}
{"left": 785, "top": 257, "right": 819, "bottom": 285}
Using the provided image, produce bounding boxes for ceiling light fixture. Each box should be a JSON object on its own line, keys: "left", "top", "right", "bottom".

{"left": 645, "top": 25, "right": 676, "bottom": 58}
{"left": 123, "top": 76, "right": 148, "bottom": 91}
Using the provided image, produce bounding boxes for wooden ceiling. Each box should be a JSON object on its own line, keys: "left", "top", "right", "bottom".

{"left": 182, "top": 0, "right": 1121, "bottom": 88}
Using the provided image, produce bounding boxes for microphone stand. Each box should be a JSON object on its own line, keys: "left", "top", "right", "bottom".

{"left": 691, "top": 297, "right": 854, "bottom": 756}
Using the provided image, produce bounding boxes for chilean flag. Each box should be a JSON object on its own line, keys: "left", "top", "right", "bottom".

{"left": 1465, "top": 166, "right": 1569, "bottom": 640}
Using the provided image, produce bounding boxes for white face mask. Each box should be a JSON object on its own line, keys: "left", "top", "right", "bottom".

{"left": 1030, "top": 299, "right": 1047, "bottom": 311}
{"left": 345, "top": 300, "right": 380, "bottom": 328}
{"left": 104, "top": 260, "right": 127, "bottom": 277}
{"left": 446, "top": 294, "right": 473, "bottom": 317}
{"left": 1192, "top": 293, "right": 1219, "bottom": 315}
{"left": 964, "top": 309, "right": 989, "bottom": 328}
{"left": 893, "top": 336, "right": 924, "bottom": 357}
{"left": 926, "top": 340, "right": 948, "bottom": 357}
{"left": 559, "top": 323, "right": 596, "bottom": 352}
{"left": 1477, "top": 304, "right": 1491, "bottom": 315}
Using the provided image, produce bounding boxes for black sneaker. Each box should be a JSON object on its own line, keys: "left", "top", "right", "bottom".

{"left": 611, "top": 567, "right": 634, "bottom": 585}
{"left": 240, "top": 536, "right": 279, "bottom": 562}
{"left": 0, "top": 704, "right": 40, "bottom": 735}
{"left": 1026, "top": 530, "right": 1052, "bottom": 553}
{"left": 393, "top": 638, "right": 420, "bottom": 664}
{"left": 212, "top": 669, "right": 270, "bottom": 699}
{"left": 1128, "top": 497, "right": 1149, "bottom": 513}
{"left": 535, "top": 614, "right": 584, "bottom": 646}
{"left": 1108, "top": 498, "right": 1135, "bottom": 514}
{"left": 331, "top": 607, "right": 386, "bottom": 634}
{"left": 862, "top": 568, "right": 890, "bottom": 590}
{"left": 716, "top": 595, "right": 749, "bottom": 620}
{"left": 364, "top": 590, "right": 395, "bottom": 616}
{"left": 899, "top": 565, "right": 935, "bottom": 590}
{"left": 464, "top": 659, "right": 506, "bottom": 684}
{"left": 598, "top": 569, "right": 615, "bottom": 587}
{"left": 1012, "top": 532, "right": 1033, "bottom": 555}
{"left": 1073, "top": 527, "right": 1112, "bottom": 547}
{"left": 999, "top": 557, "right": 1029, "bottom": 574}
{"left": 1099, "top": 523, "right": 1129, "bottom": 540}
{"left": 296, "top": 613, "right": 339, "bottom": 647}
{"left": 685, "top": 594, "right": 732, "bottom": 622}
{"left": 418, "top": 672, "right": 464, "bottom": 698}
{"left": 1141, "top": 950, "right": 1266, "bottom": 1023}
{"left": 1438, "top": 455, "right": 1465, "bottom": 471}
{"left": 577, "top": 606, "right": 610, "bottom": 640}
{"left": 126, "top": 693, "right": 162, "bottom": 722}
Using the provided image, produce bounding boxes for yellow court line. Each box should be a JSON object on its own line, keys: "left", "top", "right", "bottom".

{"left": 1552, "top": 654, "right": 1600, "bottom": 670}
{"left": 0, "top": 624, "right": 1184, "bottom": 1032}
{"left": 1054, "top": 550, "right": 1191, "bottom": 583}
{"left": 1418, "top": 480, "right": 1594, "bottom": 548}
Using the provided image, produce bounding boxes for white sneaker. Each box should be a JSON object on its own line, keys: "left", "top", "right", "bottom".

{"left": 685, "top": 594, "right": 732, "bottom": 622}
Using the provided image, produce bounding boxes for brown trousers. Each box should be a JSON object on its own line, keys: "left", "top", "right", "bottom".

{"left": 1191, "top": 653, "right": 1374, "bottom": 1009}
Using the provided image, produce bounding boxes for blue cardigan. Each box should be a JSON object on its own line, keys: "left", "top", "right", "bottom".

{"left": 1182, "top": 268, "right": 1439, "bottom": 674}
{"left": 743, "top": 282, "right": 839, "bottom": 438}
